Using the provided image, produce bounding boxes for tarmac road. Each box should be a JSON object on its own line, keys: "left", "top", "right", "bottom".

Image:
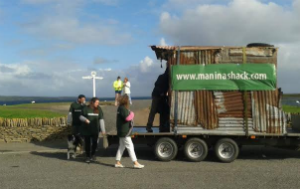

{"left": 1, "top": 145, "right": 300, "bottom": 189}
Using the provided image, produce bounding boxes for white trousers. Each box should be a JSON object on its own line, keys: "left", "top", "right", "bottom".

{"left": 116, "top": 137, "right": 137, "bottom": 162}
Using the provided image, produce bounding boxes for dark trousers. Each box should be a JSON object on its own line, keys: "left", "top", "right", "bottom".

{"left": 72, "top": 125, "right": 80, "bottom": 135}
{"left": 147, "top": 96, "right": 170, "bottom": 132}
{"left": 84, "top": 135, "right": 98, "bottom": 158}
{"left": 160, "top": 98, "right": 170, "bottom": 132}
{"left": 147, "top": 96, "right": 160, "bottom": 130}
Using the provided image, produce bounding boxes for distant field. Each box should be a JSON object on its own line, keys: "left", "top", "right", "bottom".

{"left": 283, "top": 94, "right": 300, "bottom": 98}
{"left": 0, "top": 103, "right": 69, "bottom": 118}
{"left": 0, "top": 107, "right": 65, "bottom": 118}
{"left": 0, "top": 102, "right": 114, "bottom": 118}
{"left": 283, "top": 105, "right": 300, "bottom": 113}
{"left": 1, "top": 102, "right": 300, "bottom": 118}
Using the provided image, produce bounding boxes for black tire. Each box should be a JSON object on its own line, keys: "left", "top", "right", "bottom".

{"left": 247, "top": 43, "right": 274, "bottom": 47}
{"left": 184, "top": 138, "right": 208, "bottom": 162}
{"left": 215, "top": 138, "right": 239, "bottom": 163}
{"left": 154, "top": 137, "right": 178, "bottom": 161}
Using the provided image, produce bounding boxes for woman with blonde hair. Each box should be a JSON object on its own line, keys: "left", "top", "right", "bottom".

{"left": 115, "top": 94, "right": 144, "bottom": 169}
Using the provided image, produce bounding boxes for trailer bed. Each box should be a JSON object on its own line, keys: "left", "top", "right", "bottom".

{"left": 107, "top": 126, "right": 300, "bottom": 137}
{"left": 107, "top": 126, "right": 173, "bottom": 137}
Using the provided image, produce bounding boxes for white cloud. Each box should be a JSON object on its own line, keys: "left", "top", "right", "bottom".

{"left": 160, "top": 0, "right": 300, "bottom": 45}
{"left": 159, "top": 0, "right": 300, "bottom": 93}
{"left": 159, "top": 38, "right": 168, "bottom": 46}
{"left": 139, "top": 56, "right": 154, "bottom": 73}
{"left": 160, "top": 12, "right": 171, "bottom": 21}
{"left": 277, "top": 42, "right": 300, "bottom": 93}
{"left": 20, "top": 0, "right": 131, "bottom": 45}
{"left": 0, "top": 63, "right": 31, "bottom": 76}
{"left": 22, "top": 16, "right": 131, "bottom": 45}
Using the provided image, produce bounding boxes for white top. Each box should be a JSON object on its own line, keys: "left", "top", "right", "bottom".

{"left": 124, "top": 81, "right": 131, "bottom": 94}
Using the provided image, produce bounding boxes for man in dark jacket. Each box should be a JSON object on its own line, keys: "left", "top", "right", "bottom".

{"left": 146, "top": 67, "right": 170, "bottom": 132}
{"left": 67, "top": 94, "right": 86, "bottom": 135}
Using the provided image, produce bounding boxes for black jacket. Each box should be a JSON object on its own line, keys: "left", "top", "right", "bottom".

{"left": 152, "top": 73, "right": 169, "bottom": 97}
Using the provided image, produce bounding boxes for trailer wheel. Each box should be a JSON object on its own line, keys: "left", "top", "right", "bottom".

{"left": 215, "top": 138, "right": 239, "bottom": 163}
{"left": 154, "top": 137, "right": 178, "bottom": 161}
{"left": 184, "top": 138, "right": 208, "bottom": 162}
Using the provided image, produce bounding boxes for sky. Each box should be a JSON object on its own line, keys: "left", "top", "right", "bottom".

{"left": 0, "top": 0, "right": 299, "bottom": 98}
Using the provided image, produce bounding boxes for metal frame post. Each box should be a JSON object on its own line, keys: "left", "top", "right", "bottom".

{"left": 174, "top": 47, "right": 180, "bottom": 134}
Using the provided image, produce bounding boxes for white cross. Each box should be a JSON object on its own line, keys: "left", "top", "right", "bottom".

{"left": 82, "top": 71, "right": 103, "bottom": 97}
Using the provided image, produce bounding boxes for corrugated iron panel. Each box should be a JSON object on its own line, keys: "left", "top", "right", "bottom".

{"left": 164, "top": 46, "right": 283, "bottom": 134}
{"left": 229, "top": 48, "right": 274, "bottom": 57}
{"left": 214, "top": 91, "right": 252, "bottom": 118}
{"left": 216, "top": 48, "right": 278, "bottom": 65}
{"left": 151, "top": 46, "right": 222, "bottom": 51}
{"left": 214, "top": 91, "right": 252, "bottom": 130}
{"left": 252, "top": 90, "right": 286, "bottom": 134}
{"left": 152, "top": 46, "right": 176, "bottom": 50}
{"left": 195, "top": 91, "right": 218, "bottom": 129}
{"left": 218, "top": 118, "right": 253, "bottom": 128}
{"left": 171, "top": 91, "right": 196, "bottom": 126}
{"left": 168, "top": 50, "right": 219, "bottom": 129}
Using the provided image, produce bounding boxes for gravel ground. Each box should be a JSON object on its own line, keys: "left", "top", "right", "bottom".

{"left": 3, "top": 100, "right": 300, "bottom": 188}
{"left": 1, "top": 145, "right": 300, "bottom": 189}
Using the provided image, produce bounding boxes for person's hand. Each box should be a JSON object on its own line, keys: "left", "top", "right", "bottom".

{"left": 101, "top": 132, "right": 106, "bottom": 135}
{"left": 85, "top": 120, "right": 90, "bottom": 124}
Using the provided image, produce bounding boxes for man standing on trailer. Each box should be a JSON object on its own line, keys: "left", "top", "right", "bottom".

{"left": 146, "top": 67, "right": 170, "bottom": 133}
{"left": 67, "top": 94, "right": 86, "bottom": 135}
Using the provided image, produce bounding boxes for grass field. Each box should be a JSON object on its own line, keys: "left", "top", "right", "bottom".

{"left": 282, "top": 94, "right": 300, "bottom": 98}
{"left": 0, "top": 103, "right": 69, "bottom": 118}
{"left": 283, "top": 105, "right": 300, "bottom": 113}
{"left": 0, "top": 107, "right": 65, "bottom": 118}
{"left": 0, "top": 102, "right": 114, "bottom": 118}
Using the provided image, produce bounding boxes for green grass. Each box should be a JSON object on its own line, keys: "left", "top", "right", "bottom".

{"left": 0, "top": 101, "right": 114, "bottom": 118}
{"left": 283, "top": 105, "right": 300, "bottom": 113}
{"left": 0, "top": 104, "right": 66, "bottom": 118}
{"left": 283, "top": 94, "right": 300, "bottom": 98}
{"left": 11, "top": 102, "right": 71, "bottom": 108}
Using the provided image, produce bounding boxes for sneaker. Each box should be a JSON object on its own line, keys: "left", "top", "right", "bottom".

{"left": 133, "top": 164, "right": 145, "bottom": 169}
{"left": 115, "top": 164, "right": 125, "bottom": 168}
{"left": 85, "top": 158, "right": 91, "bottom": 163}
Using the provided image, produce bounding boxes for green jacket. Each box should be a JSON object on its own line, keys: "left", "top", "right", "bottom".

{"left": 116, "top": 106, "right": 132, "bottom": 137}
{"left": 69, "top": 102, "right": 85, "bottom": 126}
{"left": 80, "top": 106, "right": 104, "bottom": 136}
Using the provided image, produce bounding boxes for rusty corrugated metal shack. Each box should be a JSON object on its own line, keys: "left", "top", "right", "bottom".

{"left": 151, "top": 45, "right": 286, "bottom": 135}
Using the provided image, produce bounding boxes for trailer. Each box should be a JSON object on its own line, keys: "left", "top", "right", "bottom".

{"left": 107, "top": 44, "right": 300, "bottom": 163}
